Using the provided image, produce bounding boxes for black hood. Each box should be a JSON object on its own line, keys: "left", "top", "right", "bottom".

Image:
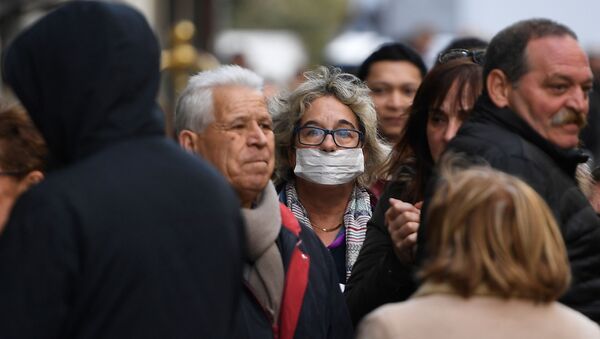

{"left": 3, "top": 1, "right": 164, "bottom": 167}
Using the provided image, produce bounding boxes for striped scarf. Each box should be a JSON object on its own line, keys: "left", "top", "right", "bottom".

{"left": 282, "top": 181, "right": 371, "bottom": 280}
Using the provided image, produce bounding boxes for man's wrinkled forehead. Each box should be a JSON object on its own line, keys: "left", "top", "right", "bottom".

{"left": 212, "top": 85, "right": 268, "bottom": 122}
{"left": 522, "top": 36, "right": 591, "bottom": 77}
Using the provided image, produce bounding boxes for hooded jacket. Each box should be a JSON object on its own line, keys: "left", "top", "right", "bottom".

{"left": 426, "top": 93, "right": 600, "bottom": 323}
{"left": 0, "top": 2, "right": 245, "bottom": 338}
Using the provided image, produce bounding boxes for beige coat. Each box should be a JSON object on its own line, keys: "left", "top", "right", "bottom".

{"left": 356, "top": 288, "right": 600, "bottom": 339}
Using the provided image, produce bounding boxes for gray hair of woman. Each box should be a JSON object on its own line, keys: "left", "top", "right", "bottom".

{"left": 271, "top": 66, "right": 388, "bottom": 187}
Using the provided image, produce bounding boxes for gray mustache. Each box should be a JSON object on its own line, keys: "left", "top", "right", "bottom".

{"left": 550, "top": 109, "right": 587, "bottom": 128}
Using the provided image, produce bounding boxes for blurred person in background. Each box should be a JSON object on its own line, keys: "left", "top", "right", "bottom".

{"left": 357, "top": 165, "right": 600, "bottom": 339}
{"left": 357, "top": 43, "right": 427, "bottom": 145}
{"left": 346, "top": 55, "right": 484, "bottom": 325}
{"left": 357, "top": 43, "right": 427, "bottom": 200}
{"left": 580, "top": 50, "right": 600, "bottom": 166}
{"left": 0, "top": 104, "right": 46, "bottom": 230}
{"left": 176, "top": 65, "right": 353, "bottom": 339}
{"left": 272, "top": 66, "right": 387, "bottom": 286}
{"left": 431, "top": 18, "right": 600, "bottom": 323}
{"left": 0, "top": 2, "right": 245, "bottom": 338}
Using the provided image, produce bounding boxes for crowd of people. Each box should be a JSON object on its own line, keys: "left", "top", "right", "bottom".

{"left": 0, "top": 1, "right": 600, "bottom": 338}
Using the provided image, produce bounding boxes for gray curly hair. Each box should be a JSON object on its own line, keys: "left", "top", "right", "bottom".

{"left": 271, "top": 66, "right": 387, "bottom": 187}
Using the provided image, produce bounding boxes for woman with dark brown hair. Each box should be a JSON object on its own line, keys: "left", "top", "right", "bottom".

{"left": 345, "top": 52, "right": 484, "bottom": 325}
{"left": 0, "top": 104, "right": 46, "bottom": 230}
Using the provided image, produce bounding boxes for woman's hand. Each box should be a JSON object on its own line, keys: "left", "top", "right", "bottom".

{"left": 385, "top": 199, "right": 422, "bottom": 265}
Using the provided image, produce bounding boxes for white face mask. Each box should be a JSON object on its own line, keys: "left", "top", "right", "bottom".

{"left": 294, "top": 148, "right": 365, "bottom": 185}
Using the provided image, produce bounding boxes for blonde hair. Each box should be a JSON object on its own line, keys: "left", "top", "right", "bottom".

{"left": 420, "top": 163, "right": 570, "bottom": 302}
{"left": 270, "top": 66, "right": 387, "bottom": 187}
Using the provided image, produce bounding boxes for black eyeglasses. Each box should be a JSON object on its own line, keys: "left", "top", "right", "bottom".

{"left": 294, "top": 126, "right": 364, "bottom": 149}
{"left": 438, "top": 48, "right": 485, "bottom": 65}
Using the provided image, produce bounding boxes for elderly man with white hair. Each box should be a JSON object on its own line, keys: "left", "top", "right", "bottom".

{"left": 175, "top": 65, "right": 353, "bottom": 339}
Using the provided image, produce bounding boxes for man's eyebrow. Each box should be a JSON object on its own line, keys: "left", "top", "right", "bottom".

{"left": 545, "top": 73, "right": 593, "bottom": 84}
{"left": 545, "top": 74, "right": 572, "bottom": 81}
{"left": 219, "top": 115, "right": 248, "bottom": 125}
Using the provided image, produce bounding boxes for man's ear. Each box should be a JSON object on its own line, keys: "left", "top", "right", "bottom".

{"left": 178, "top": 130, "right": 199, "bottom": 154}
{"left": 487, "top": 69, "right": 511, "bottom": 108}
{"left": 17, "top": 170, "right": 44, "bottom": 193}
{"left": 25, "top": 170, "right": 44, "bottom": 185}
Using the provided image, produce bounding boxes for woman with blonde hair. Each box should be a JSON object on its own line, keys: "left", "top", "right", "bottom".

{"left": 356, "top": 165, "right": 600, "bottom": 339}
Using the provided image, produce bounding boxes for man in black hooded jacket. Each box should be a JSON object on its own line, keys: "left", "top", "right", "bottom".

{"left": 0, "top": 2, "right": 245, "bottom": 338}
{"left": 420, "top": 18, "right": 600, "bottom": 323}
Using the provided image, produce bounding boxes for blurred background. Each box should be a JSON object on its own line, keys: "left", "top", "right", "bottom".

{"left": 2, "top": 0, "right": 600, "bottom": 132}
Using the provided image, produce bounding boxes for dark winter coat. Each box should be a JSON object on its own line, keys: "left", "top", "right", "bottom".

{"left": 0, "top": 2, "right": 245, "bottom": 338}
{"left": 425, "top": 93, "right": 600, "bottom": 323}
{"left": 344, "top": 180, "right": 418, "bottom": 326}
{"left": 234, "top": 204, "right": 354, "bottom": 339}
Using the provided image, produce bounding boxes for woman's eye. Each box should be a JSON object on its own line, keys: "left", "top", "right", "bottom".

{"left": 336, "top": 130, "right": 351, "bottom": 138}
{"left": 304, "top": 128, "right": 322, "bottom": 137}
{"left": 429, "top": 112, "right": 448, "bottom": 125}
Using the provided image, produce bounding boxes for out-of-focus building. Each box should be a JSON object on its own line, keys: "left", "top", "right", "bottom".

{"left": 0, "top": 0, "right": 310, "bottom": 134}
{"left": 6, "top": 0, "right": 600, "bottom": 129}
{"left": 0, "top": 0, "right": 231, "bottom": 135}
{"left": 326, "top": 0, "right": 600, "bottom": 70}
{"left": 214, "top": 29, "right": 307, "bottom": 88}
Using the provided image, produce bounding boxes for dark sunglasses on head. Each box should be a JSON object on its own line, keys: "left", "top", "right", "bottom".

{"left": 438, "top": 48, "right": 486, "bottom": 65}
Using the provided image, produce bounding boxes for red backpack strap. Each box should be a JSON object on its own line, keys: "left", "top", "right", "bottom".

{"left": 278, "top": 203, "right": 309, "bottom": 339}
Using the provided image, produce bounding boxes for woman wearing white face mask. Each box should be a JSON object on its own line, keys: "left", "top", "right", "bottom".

{"left": 272, "top": 66, "right": 387, "bottom": 285}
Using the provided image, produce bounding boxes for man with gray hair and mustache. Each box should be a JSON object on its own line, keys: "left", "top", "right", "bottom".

{"left": 421, "top": 18, "right": 600, "bottom": 323}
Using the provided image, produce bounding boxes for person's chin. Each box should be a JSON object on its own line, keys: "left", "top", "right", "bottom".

{"left": 245, "top": 179, "right": 270, "bottom": 193}
{"left": 243, "top": 168, "right": 271, "bottom": 183}
{"left": 380, "top": 125, "right": 403, "bottom": 141}
{"left": 382, "top": 116, "right": 406, "bottom": 128}
{"left": 550, "top": 127, "right": 580, "bottom": 149}
{"left": 244, "top": 160, "right": 272, "bottom": 172}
